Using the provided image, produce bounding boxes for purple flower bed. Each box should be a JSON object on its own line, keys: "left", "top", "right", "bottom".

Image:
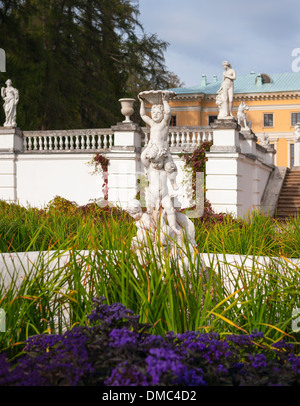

{"left": 0, "top": 297, "right": 299, "bottom": 386}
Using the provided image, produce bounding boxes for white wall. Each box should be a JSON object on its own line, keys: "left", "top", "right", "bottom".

{"left": 0, "top": 125, "right": 277, "bottom": 215}
{"left": 16, "top": 154, "right": 104, "bottom": 208}
{"left": 206, "top": 126, "right": 275, "bottom": 217}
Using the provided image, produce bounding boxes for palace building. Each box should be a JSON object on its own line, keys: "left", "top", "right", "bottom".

{"left": 169, "top": 71, "right": 300, "bottom": 168}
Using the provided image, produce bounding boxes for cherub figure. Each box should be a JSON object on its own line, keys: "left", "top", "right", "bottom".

{"left": 138, "top": 91, "right": 179, "bottom": 192}
{"left": 126, "top": 199, "right": 156, "bottom": 248}
{"left": 145, "top": 153, "right": 180, "bottom": 236}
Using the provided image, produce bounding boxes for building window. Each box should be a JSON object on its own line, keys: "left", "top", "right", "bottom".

{"left": 208, "top": 115, "right": 218, "bottom": 125}
{"left": 263, "top": 113, "right": 274, "bottom": 127}
{"left": 290, "top": 143, "right": 294, "bottom": 168}
{"left": 291, "top": 112, "right": 300, "bottom": 126}
{"left": 170, "top": 115, "right": 177, "bottom": 126}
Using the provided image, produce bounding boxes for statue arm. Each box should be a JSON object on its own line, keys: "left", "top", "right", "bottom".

{"left": 1, "top": 87, "right": 5, "bottom": 99}
{"left": 162, "top": 93, "right": 171, "bottom": 124}
{"left": 139, "top": 96, "right": 152, "bottom": 126}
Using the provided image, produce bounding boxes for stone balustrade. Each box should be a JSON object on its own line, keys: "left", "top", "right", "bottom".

{"left": 23, "top": 129, "right": 114, "bottom": 152}
{"left": 141, "top": 126, "right": 213, "bottom": 150}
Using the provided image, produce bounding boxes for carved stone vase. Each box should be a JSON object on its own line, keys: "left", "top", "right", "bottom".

{"left": 119, "top": 98, "right": 135, "bottom": 123}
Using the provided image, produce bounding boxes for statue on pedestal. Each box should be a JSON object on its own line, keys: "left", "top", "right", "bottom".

{"left": 216, "top": 61, "right": 236, "bottom": 119}
{"left": 1, "top": 79, "right": 19, "bottom": 127}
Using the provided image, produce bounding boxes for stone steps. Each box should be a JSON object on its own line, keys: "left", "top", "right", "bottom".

{"left": 275, "top": 169, "right": 300, "bottom": 220}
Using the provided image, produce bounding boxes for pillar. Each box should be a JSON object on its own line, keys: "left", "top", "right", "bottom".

{"left": 0, "top": 127, "right": 23, "bottom": 202}
{"left": 107, "top": 122, "right": 142, "bottom": 208}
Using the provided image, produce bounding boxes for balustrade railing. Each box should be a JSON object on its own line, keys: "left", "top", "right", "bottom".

{"left": 141, "top": 126, "right": 213, "bottom": 149}
{"left": 23, "top": 129, "right": 114, "bottom": 152}
{"left": 22, "top": 126, "right": 213, "bottom": 153}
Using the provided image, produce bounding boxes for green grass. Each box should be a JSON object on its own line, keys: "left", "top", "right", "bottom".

{"left": 0, "top": 199, "right": 300, "bottom": 358}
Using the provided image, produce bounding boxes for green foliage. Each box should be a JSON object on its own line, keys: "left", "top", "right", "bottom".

{"left": 0, "top": 200, "right": 300, "bottom": 359}
{"left": 0, "top": 0, "right": 181, "bottom": 130}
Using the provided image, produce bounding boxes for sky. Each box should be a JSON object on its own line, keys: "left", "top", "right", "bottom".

{"left": 137, "top": 0, "right": 300, "bottom": 88}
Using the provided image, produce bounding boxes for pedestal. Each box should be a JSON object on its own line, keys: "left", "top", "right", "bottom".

{"left": 206, "top": 119, "right": 273, "bottom": 217}
{"left": 0, "top": 127, "right": 23, "bottom": 153}
{"left": 107, "top": 123, "right": 142, "bottom": 208}
{"left": 210, "top": 118, "right": 241, "bottom": 153}
{"left": 0, "top": 127, "right": 23, "bottom": 202}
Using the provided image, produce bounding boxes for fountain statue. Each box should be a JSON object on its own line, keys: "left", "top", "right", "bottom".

{"left": 126, "top": 90, "right": 200, "bottom": 271}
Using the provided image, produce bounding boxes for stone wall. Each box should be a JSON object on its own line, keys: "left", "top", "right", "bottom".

{"left": 205, "top": 119, "right": 277, "bottom": 217}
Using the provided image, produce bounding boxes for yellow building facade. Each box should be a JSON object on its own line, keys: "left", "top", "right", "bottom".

{"left": 169, "top": 72, "right": 300, "bottom": 168}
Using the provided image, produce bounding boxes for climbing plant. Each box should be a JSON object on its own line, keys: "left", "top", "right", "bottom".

{"left": 90, "top": 154, "right": 110, "bottom": 201}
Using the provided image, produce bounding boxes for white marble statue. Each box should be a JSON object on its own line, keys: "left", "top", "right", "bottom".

{"left": 138, "top": 90, "right": 180, "bottom": 237}
{"left": 138, "top": 90, "right": 179, "bottom": 192}
{"left": 126, "top": 90, "right": 200, "bottom": 272}
{"left": 237, "top": 101, "right": 251, "bottom": 130}
{"left": 217, "top": 61, "right": 236, "bottom": 119}
{"left": 1, "top": 79, "right": 19, "bottom": 127}
{"left": 126, "top": 199, "right": 156, "bottom": 248}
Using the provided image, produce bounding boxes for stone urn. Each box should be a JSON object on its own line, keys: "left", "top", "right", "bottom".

{"left": 119, "top": 98, "right": 135, "bottom": 123}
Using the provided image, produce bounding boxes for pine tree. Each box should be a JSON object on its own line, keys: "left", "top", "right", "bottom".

{"left": 0, "top": 0, "right": 183, "bottom": 130}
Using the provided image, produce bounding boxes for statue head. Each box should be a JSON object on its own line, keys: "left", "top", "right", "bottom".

{"left": 5, "top": 79, "right": 12, "bottom": 86}
{"left": 222, "top": 61, "right": 232, "bottom": 69}
{"left": 165, "top": 162, "right": 177, "bottom": 174}
{"left": 127, "top": 199, "right": 143, "bottom": 220}
{"left": 151, "top": 104, "right": 164, "bottom": 123}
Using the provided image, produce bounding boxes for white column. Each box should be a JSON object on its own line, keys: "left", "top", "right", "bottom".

{"left": 107, "top": 123, "right": 142, "bottom": 208}
{"left": 0, "top": 127, "right": 23, "bottom": 202}
{"left": 206, "top": 119, "right": 274, "bottom": 217}
{"left": 287, "top": 139, "right": 294, "bottom": 168}
{"left": 206, "top": 119, "right": 242, "bottom": 216}
{"left": 294, "top": 141, "right": 300, "bottom": 167}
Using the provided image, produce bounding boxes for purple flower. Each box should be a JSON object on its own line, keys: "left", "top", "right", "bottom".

{"left": 146, "top": 347, "right": 205, "bottom": 386}
{"left": 105, "top": 362, "right": 149, "bottom": 386}
{"left": 1, "top": 297, "right": 300, "bottom": 387}
{"left": 250, "top": 354, "right": 268, "bottom": 369}
{"left": 24, "top": 334, "right": 62, "bottom": 353}
{"left": 272, "top": 341, "right": 294, "bottom": 351}
{"left": 88, "top": 297, "right": 140, "bottom": 328}
{"left": 217, "top": 364, "right": 228, "bottom": 374}
{"left": 0, "top": 353, "right": 13, "bottom": 386}
{"left": 288, "top": 354, "right": 300, "bottom": 374}
{"left": 109, "top": 328, "right": 138, "bottom": 348}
